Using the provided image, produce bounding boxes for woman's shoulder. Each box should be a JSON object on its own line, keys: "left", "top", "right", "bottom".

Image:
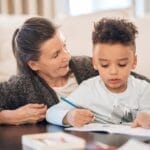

{"left": 0, "top": 74, "right": 34, "bottom": 91}
{"left": 7, "top": 74, "right": 32, "bottom": 84}
{"left": 70, "top": 56, "right": 98, "bottom": 83}
{"left": 0, "top": 74, "right": 35, "bottom": 100}
{"left": 71, "top": 55, "right": 92, "bottom": 65}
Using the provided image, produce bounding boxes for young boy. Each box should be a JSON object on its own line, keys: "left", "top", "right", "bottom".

{"left": 46, "top": 18, "right": 150, "bottom": 128}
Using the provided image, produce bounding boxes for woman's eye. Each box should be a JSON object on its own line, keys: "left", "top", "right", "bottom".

{"left": 53, "top": 51, "right": 59, "bottom": 58}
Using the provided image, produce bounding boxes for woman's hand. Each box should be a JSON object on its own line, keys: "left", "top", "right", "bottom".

{"left": 63, "top": 108, "right": 94, "bottom": 127}
{"left": 132, "top": 112, "right": 150, "bottom": 129}
{"left": 0, "top": 103, "right": 47, "bottom": 125}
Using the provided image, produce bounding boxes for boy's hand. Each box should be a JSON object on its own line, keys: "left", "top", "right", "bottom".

{"left": 132, "top": 112, "right": 150, "bottom": 129}
{"left": 63, "top": 108, "right": 94, "bottom": 127}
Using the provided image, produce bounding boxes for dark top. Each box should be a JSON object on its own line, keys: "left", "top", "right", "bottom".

{"left": 0, "top": 56, "right": 149, "bottom": 110}
{"left": 0, "top": 56, "right": 98, "bottom": 109}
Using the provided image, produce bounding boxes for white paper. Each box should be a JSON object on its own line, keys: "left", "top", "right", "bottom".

{"left": 22, "top": 132, "right": 86, "bottom": 150}
{"left": 65, "top": 123, "right": 150, "bottom": 137}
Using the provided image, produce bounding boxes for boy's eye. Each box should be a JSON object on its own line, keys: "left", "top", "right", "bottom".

{"left": 64, "top": 43, "right": 67, "bottom": 48}
{"left": 118, "top": 63, "right": 127, "bottom": 67}
{"left": 101, "top": 64, "right": 109, "bottom": 68}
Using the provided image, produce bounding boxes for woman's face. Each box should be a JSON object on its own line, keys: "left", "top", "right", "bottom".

{"left": 28, "top": 31, "right": 71, "bottom": 81}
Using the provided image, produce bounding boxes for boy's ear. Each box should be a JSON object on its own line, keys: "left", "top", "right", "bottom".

{"left": 132, "top": 55, "right": 137, "bottom": 69}
{"left": 27, "top": 60, "right": 39, "bottom": 71}
{"left": 92, "top": 58, "right": 98, "bottom": 70}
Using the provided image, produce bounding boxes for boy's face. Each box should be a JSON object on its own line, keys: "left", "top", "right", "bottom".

{"left": 93, "top": 43, "right": 137, "bottom": 93}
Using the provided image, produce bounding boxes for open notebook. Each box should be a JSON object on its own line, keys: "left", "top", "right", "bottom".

{"left": 65, "top": 123, "right": 150, "bottom": 137}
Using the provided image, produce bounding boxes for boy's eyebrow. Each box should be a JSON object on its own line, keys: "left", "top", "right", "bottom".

{"left": 98, "top": 58, "right": 108, "bottom": 61}
{"left": 98, "top": 58, "right": 129, "bottom": 61}
{"left": 118, "top": 58, "right": 129, "bottom": 61}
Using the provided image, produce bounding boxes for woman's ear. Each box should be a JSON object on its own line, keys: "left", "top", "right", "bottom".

{"left": 27, "top": 60, "right": 39, "bottom": 71}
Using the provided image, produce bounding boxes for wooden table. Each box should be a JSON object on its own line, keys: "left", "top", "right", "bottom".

{"left": 0, "top": 122, "right": 149, "bottom": 150}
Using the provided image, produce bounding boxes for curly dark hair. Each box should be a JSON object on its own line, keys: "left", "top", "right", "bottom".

{"left": 92, "top": 18, "right": 138, "bottom": 50}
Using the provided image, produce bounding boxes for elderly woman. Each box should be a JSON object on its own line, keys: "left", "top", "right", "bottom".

{"left": 0, "top": 17, "right": 98, "bottom": 125}
{"left": 0, "top": 17, "right": 149, "bottom": 125}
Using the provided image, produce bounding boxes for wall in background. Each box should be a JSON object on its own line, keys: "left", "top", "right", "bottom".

{"left": 0, "top": 0, "right": 150, "bottom": 19}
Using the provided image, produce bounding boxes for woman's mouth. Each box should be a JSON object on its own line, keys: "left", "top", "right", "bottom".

{"left": 60, "top": 64, "right": 69, "bottom": 69}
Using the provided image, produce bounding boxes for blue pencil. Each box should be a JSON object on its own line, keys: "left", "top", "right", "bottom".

{"left": 60, "top": 96, "right": 78, "bottom": 108}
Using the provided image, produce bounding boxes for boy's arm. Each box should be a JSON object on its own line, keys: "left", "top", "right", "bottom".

{"left": 46, "top": 101, "right": 74, "bottom": 126}
{"left": 63, "top": 108, "right": 94, "bottom": 127}
{"left": 132, "top": 83, "right": 150, "bottom": 128}
{"left": 46, "top": 79, "right": 95, "bottom": 127}
{"left": 138, "top": 83, "right": 150, "bottom": 112}
{"left": 46, "top": 102, "right": 94, "bottom": 127}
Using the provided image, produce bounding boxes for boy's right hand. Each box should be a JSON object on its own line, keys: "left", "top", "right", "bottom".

{"left": 63, "top": 108, "right": 94, "bottom": 127}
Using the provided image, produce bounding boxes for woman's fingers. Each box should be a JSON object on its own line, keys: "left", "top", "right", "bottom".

{"left": 26, "top": 103, "right": 46, "bottom": 108}
{"left": 15, "top": 103, "right": 47, "bottom": 124}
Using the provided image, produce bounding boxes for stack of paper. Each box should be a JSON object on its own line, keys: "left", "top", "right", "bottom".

{"left": 22, "top": 132, "right": 86, "bottom": 150}
{"left": 65, "top": 123, "right": 150, "bottom": 137}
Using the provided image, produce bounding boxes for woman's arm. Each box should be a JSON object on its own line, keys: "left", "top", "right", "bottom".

{"left": 0, "top": 103, "right": 47, "bottom": 125}
{"left": 0, "top": 76, "right": 48, "bottom": 125}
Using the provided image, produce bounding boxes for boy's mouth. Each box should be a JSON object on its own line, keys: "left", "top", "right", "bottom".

{"left": 108, "top": 78, "right": 121, "bottom": 84}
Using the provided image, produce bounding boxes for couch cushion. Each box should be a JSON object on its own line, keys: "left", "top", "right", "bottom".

{"left": 133, "top": 16, "right": 150, "bottom": 78}
{"left": 0, "top": 15, "right": 34, "bottom": 81}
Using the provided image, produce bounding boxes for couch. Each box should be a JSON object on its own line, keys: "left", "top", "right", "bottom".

{"left": 0, "top": 11, "right": 150, "bottom": 81}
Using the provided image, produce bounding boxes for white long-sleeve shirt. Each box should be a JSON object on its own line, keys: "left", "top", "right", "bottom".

{"left": 46, "top": 75, "right": 150, "bottom": 126}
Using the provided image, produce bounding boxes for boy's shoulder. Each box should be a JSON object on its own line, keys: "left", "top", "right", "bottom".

{"left": 129, "top": 75, "right": 150, "bottom": 87}
{"left": 131, "top": 71, "right": 150, "bottom": 83}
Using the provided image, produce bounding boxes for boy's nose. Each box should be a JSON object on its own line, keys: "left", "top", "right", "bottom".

{"left": 109, "top": 65, "right": 118, "bottom": 75}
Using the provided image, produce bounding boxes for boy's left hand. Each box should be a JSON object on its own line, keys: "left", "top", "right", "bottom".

{"left": 132, "top": 112, "right": 150, "bottom": 129}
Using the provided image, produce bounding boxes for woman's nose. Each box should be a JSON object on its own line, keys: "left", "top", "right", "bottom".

{"left": 62, "top": 49, "right": 71, "bottom": 61}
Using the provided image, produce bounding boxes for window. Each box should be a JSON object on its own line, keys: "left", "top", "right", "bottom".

{"left": 69, "top": 0, "right": 132, "bottom": 16}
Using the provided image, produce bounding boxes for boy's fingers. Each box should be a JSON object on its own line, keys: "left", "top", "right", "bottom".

{"left": 131, "top": 119, "right": 139, "bottom": 128}
{"left": 80, "top": 109, "right": 94, "bottom": 117}
{"left": 141, "top": 122, "right": 150, "bottom": 129}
